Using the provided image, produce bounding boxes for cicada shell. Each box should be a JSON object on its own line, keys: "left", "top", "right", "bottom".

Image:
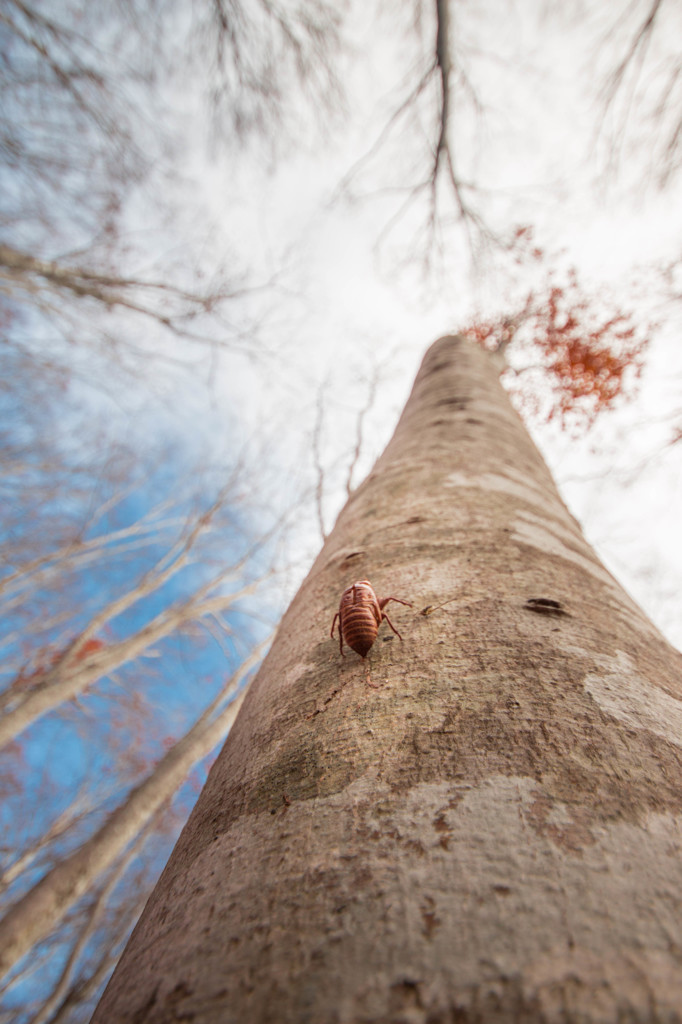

{"left": 330, "top": 580, "right": 411, "bottom": 658}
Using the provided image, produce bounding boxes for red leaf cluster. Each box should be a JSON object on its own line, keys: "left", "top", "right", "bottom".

{"left": 538, "top": 279, "right": 645, "bottom": 426}
{"left": 466, "top": 231, "right": 649, "bottom": 430}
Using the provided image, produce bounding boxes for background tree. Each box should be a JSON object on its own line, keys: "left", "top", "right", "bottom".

{"left": 596, "top": 0, "right": 682, "bottom": 187}
{"left": 0, "top": 1, "right": 341, "bottom": 1016}
{"left": 0, "top": 344, "right": 283, "bottom": 1022}
{"left": 0, "top": 0, "right": 341, "bottom": 377}
{"left": 0, "top": 641, "right": 264, "bottom": 983}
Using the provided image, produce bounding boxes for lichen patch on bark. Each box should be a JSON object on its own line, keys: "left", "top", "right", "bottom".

{"left": 98, "top": 774, "right": 682, "bottom": 1023}
{"left": 584, "top": 649, "right": 682, "bottom": 746}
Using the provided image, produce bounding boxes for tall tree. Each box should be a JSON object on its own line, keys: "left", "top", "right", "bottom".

{"left": 93, "top": 335, "right": 682, "bottom": 1023}
{"left": 0, "top": 644, "right": 263, "bottom": 981}
{"left": 1, "top": 3, "right": 340, "bottom": 1016}
{"left": 0, "top": 344, "right": 279, "bottom": 1021}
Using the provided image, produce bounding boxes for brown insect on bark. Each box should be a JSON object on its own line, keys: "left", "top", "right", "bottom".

{"left": 330, "top": 580, "right": 412, "bottom": 658}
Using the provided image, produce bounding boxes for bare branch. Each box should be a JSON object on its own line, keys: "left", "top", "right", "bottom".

{"left": 595, "top": 0, "right": 682, "bottom": 186}
{"left": 311, "top": 384, "right": 329, "bottom": 542}
{"left": 332, "top": 0, "right": 491, "bottom": 261}
{"left": 43, "top": 891, "right": 148, "bottom": 1024}
{"left": 602, "top": 0, "right": 664, "bottom": 107}
{"left": 0, "top": 570, "right": 263, "bottom": 747}
{"left": 345, "top": 367, "right": 380, "bottom": 497}
{"left": 0, "top": 791, "right": 96, "bottom": 895}
{"left": 0, "top": 639, "right": 269, "bottom": 980}
{"left": 26, "top": 816, "right": 157, "bottom": 1024}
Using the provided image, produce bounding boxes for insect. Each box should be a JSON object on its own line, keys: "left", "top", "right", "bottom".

{"left": 330, "top": 580, "right": 412, "bottom": 658}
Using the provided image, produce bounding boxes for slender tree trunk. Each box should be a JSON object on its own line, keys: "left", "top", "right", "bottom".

{"left": 0, "top": 652, "right": 259, "bottom": 980}
{"left": 93, "top": 336, "right": 682, "bottom": 1023}
{"left": 0, "top": 588, "right": 246, "bottom": 749}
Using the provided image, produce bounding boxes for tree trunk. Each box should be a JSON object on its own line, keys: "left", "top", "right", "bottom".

{"left": 0, "top": 652, "right": 259, "bottom": 980}
{"left": 92, "top": 335, "right": 682, "bottom": 1023}
{"left": 0, "top": 585, "right": 252, "bottom": 750}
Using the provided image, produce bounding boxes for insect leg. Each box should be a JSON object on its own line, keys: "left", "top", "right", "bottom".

{"left": 381, "top": 612, "right": 404, "bottom": 641}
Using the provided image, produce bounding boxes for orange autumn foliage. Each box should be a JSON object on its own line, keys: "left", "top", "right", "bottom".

{"left": 467, "top": 231, "right": 649, "bottom": 430}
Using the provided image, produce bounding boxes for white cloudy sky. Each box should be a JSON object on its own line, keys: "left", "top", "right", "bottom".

{"left": 103, "top": 0, "right": 682, "bottom": 648}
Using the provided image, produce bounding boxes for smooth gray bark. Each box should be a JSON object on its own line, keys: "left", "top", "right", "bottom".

{"left": 93, "top": 336, "right": 682, "bottom": 1023}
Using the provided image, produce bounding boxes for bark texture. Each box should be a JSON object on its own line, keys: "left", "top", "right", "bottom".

{"left": 93, "top": 336, "right": 682, "bottom": 1023}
